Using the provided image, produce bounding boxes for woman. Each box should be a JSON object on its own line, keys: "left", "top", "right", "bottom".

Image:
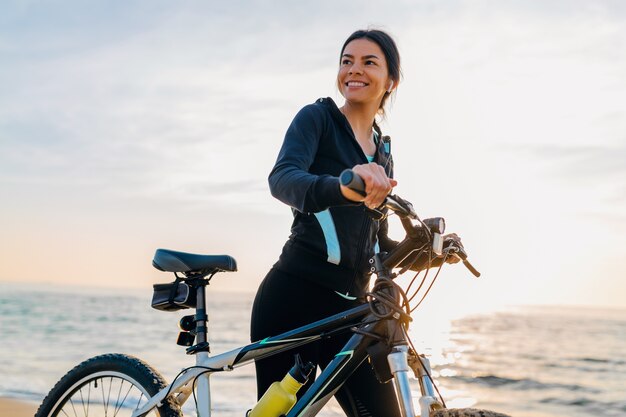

{"left": 251, "top": 29, "right": 456, "bottom": 416}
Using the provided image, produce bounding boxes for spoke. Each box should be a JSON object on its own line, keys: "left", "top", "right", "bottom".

{"left": 106, "top": 376, "right": 114, "bottom": 416}
{"left": 79, "top": 387, "right": 88, "bottom": 417}
{"left": 135, "top": 393, "right": 145, "bottom": 411}
{"left": 113, "top": 381, "right": 134, "bottom": 417}
{"left": 101, "top": 377, "right": 107, "bottom": 416}
{"left": 68, "top": 397, "right": 78, "bottom": 417}
{"left": 87, "top": 380, "right": 92, "bottom": 417}
{"left": 53, "top": 373, "right": 160, "bottom": 417}
{"left": 113, "top": 379, "right": 124, "bottom": 416}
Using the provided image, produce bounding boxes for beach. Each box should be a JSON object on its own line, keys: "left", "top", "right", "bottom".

{"left": 0, "top": 397, "right": 37, "bottom": 417}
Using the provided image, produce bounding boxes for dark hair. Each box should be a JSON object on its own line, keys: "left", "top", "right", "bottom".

{"left": 339, "top": 29, "right": 402, "bottom": 116}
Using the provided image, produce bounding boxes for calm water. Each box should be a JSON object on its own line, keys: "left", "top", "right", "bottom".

{"left": 1, "top": 282, "right": 625, "bottom": 417}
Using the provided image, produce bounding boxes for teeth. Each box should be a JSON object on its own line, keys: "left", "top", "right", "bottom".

{"left": 347, "top": 82, "right": 366, "bottom": 87}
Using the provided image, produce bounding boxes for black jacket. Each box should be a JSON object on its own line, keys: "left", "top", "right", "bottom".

{"left": 269, "top": 98, "right": 397, "bottom": 298}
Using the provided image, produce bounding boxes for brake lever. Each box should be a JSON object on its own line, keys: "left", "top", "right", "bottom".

{"left": 385, "top": 194, "right": 417, "bottom": 219}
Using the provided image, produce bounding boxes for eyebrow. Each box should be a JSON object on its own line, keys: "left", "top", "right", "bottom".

{"left": 341, "top": 53, "right": 381, "bottom": 60}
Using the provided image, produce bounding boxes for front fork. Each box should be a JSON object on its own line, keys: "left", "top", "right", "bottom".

{"left": 411, "top": 351, "right": 445, "bottom": 417}
{"left": 388, "top": 346, "right": 417, "bottom": 417}
{"left": 373, "top": 252, "right": 444, "bottom": 417}
{"left": 388, "top": 347, "right": 443, "bottom": 417}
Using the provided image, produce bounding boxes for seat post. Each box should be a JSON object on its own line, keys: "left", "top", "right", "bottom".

{"left": 193, "top": 281, "right": 212, "bottom": 416}
{"left": 194, "top": 282, "right": 209, "bottom": 348}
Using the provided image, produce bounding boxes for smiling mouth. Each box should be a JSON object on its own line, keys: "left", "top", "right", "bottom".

{"left": 346, "top": 81, "right": 368, "bottom": 87}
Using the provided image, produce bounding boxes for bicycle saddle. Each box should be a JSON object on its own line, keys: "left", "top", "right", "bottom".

{"left": 152, "top": 249, "right": 237, "bottom": 274}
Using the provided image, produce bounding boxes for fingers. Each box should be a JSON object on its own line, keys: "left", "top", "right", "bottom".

{"left": 446, "top": 255, "right": 461, "bottom": 264}
{"left": 444, "top": 233, "right": 463, "bottom": 247}
{"left": 352, "top": 163, "right": 395, "bottom": 209}
{"left": 443, "top": 233, "right": 464, "bottom": 264}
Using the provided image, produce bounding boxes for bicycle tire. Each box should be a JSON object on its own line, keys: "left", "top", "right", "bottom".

{"left": 35, "top": 353, "right": 182, "bottom": 417}
{"left": 431, "top": 408, "right": 511, "bottom": 417}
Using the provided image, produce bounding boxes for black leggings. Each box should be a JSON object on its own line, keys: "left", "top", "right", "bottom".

{"left": 250, "top": 268, "right": 401, "bottom": 417}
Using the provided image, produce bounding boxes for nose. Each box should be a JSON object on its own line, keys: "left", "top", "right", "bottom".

{"left": 348, "top": 62, "right": 364, "bottom": 75}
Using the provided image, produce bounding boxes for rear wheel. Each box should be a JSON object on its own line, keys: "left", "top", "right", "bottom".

{"left": 431, "top": 409, "right": 511, "bottom": 417}
{"left": 35, "top": 353, "right": 182, "bottom": 417}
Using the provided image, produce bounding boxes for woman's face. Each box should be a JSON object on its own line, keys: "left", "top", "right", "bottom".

{"left": 338, "top": 38, "right": 391, "bottom": 107}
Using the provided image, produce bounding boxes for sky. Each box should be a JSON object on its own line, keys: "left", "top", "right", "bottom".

{"left": 1, "top": 0, "right": 625, "bottom": 310}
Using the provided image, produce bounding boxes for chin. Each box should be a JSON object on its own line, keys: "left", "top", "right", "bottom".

{"left": 344, "top": 96, "right": 377, "bottom": 106}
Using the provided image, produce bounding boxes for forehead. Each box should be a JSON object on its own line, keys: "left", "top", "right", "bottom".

{"left": 342, "top": 38, "right": 385, "bottom": 59}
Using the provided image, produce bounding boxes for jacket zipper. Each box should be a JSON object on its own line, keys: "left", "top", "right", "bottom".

{"left": 344, "top": 212, "right": 371, "bottom": 296}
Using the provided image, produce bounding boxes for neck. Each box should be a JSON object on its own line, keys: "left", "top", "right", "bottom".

{"left": 340, "top": 101, "right": 379, "bottom": 156}
{"left": 340, "top": 101, "right": 378, "bottom": 139}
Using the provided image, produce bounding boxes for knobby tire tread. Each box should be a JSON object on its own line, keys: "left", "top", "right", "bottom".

{"left": 35, "top": 353, "right": 182, "bottom": 417}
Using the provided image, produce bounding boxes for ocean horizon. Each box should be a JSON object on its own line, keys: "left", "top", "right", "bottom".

{"left": 1, "top": 281, "right": 625, "bottom": 417}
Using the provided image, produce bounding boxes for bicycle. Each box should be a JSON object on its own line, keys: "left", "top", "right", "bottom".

{"left": 35, "top": 170, "right": 509, "bottom": 417}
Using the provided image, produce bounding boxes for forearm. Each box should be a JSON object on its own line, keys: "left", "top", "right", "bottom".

{"left": 269, "top": 168, "right": 351, "bottom": 213}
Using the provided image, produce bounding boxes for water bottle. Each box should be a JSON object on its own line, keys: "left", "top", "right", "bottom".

{"left": 248, "top": 355, "right": 314, "bottom": 417}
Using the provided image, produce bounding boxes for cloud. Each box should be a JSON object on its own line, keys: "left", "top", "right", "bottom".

{"left": 498, "top": 143, "right": 626, "bottom": 228}
{"left": 2, "top": 0, "right": 626, "bottom": 308}
{"left": 2, "top": 0, "right": 625, "bottom": 208}
{"left": 510, "top": 144, "right": 626, "bottom": 181}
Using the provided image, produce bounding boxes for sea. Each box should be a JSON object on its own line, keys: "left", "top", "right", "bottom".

{"left": 1, "top": 282, "right": 625, "bottom": 417}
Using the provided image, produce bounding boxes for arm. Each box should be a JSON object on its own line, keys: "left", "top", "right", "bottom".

{"left": 268, "top": 105, "right": 352, "bottom": 213}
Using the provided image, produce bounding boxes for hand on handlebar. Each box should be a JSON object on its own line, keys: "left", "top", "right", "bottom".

{"left": 442, "top": 233, "right": 463, "bottom": 264}
{"left": 339, "top": 163, "right": 397, "bottom": 209}
{"left": 340, "top": 168, "right": 481, "bottom": 277}
{"left": 442, "top": 235, "right": 481, "bottom": 277}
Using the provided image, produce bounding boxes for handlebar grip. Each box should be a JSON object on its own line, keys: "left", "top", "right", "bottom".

{"left": 339, "top": 169, "right": 366, "bottom": 197}
{"left": 463, "top": 260, "right": 481, "bottom": 278}
{"left": 452, "top": 247, "right": 481, "bottom": 278}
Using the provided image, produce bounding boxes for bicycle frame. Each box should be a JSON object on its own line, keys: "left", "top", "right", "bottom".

{"left": 134, "top": 263, "right": 443, "bottom": 417}
{"left": 134, "top": 294, "right": 372, "bottom": 415}
{"left": 133, "top": 298, "right": 371, "bottom": 417}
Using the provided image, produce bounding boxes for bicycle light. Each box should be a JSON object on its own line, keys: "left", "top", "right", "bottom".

{"left": 422, "top": 217, "right": 445, "bottom": 234}
{"left": 179, "top": 315, "right": 196, "bottom": 332}
{"left": 423, "top": 217, "right": 445, "bottom": 256}
{"left": 177, "top": 315, "right": 197, "bottom": 347}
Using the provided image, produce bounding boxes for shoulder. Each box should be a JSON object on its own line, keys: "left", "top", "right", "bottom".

{"left": 295, "top": 98, "right": 335, "bottom": 119}
{"left": 290, "top": 98, "right": 338, "bottom": 131}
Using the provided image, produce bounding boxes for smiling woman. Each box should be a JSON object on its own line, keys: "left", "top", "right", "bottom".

{"left": 249, "top": 29, "right": 467, "bottom": 417}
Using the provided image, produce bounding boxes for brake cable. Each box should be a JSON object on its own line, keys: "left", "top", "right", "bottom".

{"left": 410, "top": 254, "right": 450, "bottom": 313}
{"left": 402, "top": 325, "right": 447, "bottom": 409}
{"left": 366, "top": 277, "right": 412, "bottom": 323}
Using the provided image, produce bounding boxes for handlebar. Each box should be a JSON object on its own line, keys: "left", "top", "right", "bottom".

{"left": 339, "top": 169, "right": 481, "bottom": 278}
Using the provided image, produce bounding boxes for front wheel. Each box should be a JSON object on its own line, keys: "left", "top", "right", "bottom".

{"left": 35, "top": 353, "right": 182, "bottom": 417}
{"left": 431, "top": 409, "right": 511, "bottom": 417}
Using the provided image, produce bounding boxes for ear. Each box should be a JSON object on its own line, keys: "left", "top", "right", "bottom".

{"left": 387, "top": 80, "right": 394, "bottom": 93}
